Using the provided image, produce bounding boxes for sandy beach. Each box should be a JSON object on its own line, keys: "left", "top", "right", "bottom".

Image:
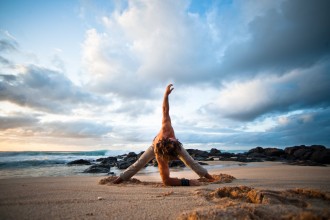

{"left": 0, "top": 162, "right": 329, "bottom": 219}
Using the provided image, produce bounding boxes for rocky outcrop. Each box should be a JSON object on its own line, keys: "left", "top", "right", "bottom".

{"left": 67, "top": 159, "right": 91, "bottom": 165}
{"left": 83, "top": 164, "right": 110, "bottom": 173}
{"left": 70, "top": 145, "right": 329, "bottom": 175}
{"left": 284, "top": 145, "right": 330, "bottom": 164}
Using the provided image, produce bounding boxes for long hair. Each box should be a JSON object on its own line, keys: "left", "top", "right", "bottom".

{"left": 154, "top": 138, "right": 182, "bottom": 162}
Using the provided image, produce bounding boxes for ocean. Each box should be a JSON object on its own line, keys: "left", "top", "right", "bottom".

{"left": 0, "top": 150, "right": 129, "bottom": 179}
{"left": 0, "top": 149, "right": 246, "bottom": 179}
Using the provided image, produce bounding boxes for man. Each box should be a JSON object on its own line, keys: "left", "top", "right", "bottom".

{"left": 113, "top": 84, "right": 214, "bottom": 186}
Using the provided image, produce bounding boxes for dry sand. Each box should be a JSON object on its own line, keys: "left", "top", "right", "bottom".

{"left": 0, "top": 162, "right": 329, "bottom": 219}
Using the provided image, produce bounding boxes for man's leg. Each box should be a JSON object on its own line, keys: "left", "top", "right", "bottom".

{"left": 177, "top": 146, "right": 208, "bottom": 178}
{"left": 119, "top": 145, "right": 155, "bottom": 181}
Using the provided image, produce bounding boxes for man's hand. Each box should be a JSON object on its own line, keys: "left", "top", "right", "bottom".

{"left": 165, "top": 84, "right": 174, "bottom": 96}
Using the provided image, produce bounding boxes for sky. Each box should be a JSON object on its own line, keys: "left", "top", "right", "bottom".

{"left": 0, "top": 0, "right": 329, "bottom": 152}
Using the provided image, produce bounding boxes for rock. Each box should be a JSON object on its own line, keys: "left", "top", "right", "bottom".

{"left": 186, "top": 149, "right": 209, "bottom": 158}
{"left": 310, "top": 148, "right": 330, "bottom": 164}
{"left": 209, "top": 148, "right": 221, "bottom": 156}
{"left": 247, "top": 152, "right": 267, "bottom": 158}
{"left": 83, "top": 164, "right": 110, "bottom": 173}
{"left": 293, "top": 148, "right": 312, "bottom": 159}
{"left": 100, "top": 157, "right": 117, "bottom": 167}
{"left": 284, "top": 145, "right": 306, "bottom": 156}
{"left": 169, "top": 160, "right": 185, "bottom": 167}
{"left": 67, "top": 159, "right": 91, "bottom": 165}
{"left": 116, "top": 161, "right": 131, "bottom": 169}
{"left": 264, "top": 148, "right": 285, "bottom": 157}
{"left": 194, "top": 156, "right": 208, "bottom": 161}
{"left": 283, "top": 145, "right": 329, "bottom": 164}
{"left": 248, "top": 147, "right": 264, "bottom": 154}
{"left": 126, "top": 152, "right": 137, "bottom": 158}
{"left": 218, "top": 152, "right": 235, "bottom": 158}
{"left": 152, "top": 159, "right": 158, "bottom": 167}
{"left": 198, "top": 162, "right": 209, "bottom": 165}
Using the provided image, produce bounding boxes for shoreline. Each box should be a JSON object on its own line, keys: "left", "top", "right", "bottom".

{"left": 1, "top": 162, "right": 329, "bottom": 219}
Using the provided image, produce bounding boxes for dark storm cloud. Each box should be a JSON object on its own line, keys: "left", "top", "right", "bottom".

{"left": 219, "top": 0, "right": 330, "bottom": 77}
{"left": 224, "top": 108, "right": 330, "bottom": 148}
{"left": 268, "top": 108, "right": 330, "bottom": 146}
{"left": 0, "top": 65, "right": 104, "bottom": 113}
{"left": 184, "top": 108, "right": 330, "bottom": 148}
{"left": 224, "top": 60, "right": 330, "bottom": 121}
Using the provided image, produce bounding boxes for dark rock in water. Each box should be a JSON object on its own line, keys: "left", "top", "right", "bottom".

{"left": 264, "top": 148, "right": 285, "bottom": 157}
{"left": 152, "top": 159, "right": 158, "bottom": 167}
{"left": 186, "top": 149, "right": 209, "bottom": 158}
{"left": 100, "top": 157, "right": 117, "bottom": 167}
{"left": 127, "top": 152, "right": 137, "bottom": 158}
{"left": 218, "top": 152, "right": 235, "bottom": 159}
{"left": 83, "top": 164, "right": 110, "bottom": 173}
{"left": 247, "top": 152, "right": 266, "bottom": 158}
{"left": 125, "top": 157, "right": 137, "bottom": 164}
{"left": 248, "top": 147, "right": 264, "bottom": 154}
{"left": 194, "top": 156, "right": 208, "bottom": 161}
{"left": 209, "top": 148, "right": 221, "bottom": 156}
{"left": 284, "top": 145, "right": 306, "bottom": 157}
{"left": 310, "top": 148, "right": 330, "bottom": 164}
{"left": 169, "top": 160, "right": 185, "bottom": 167}
{"left": 284, "top": 145, "right": 329, "bottom": 164}
{"left": 198, "top": 162, "right": 209, "bottom": 165}
{"left": 67, "top": 159, "right": 91, "bottom": 165}
{"left": 116, "top": 161, "right": 131, "bottom": 169}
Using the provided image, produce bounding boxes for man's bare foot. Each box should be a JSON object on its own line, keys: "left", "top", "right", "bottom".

{"left": 113, "top": 176, "right": 123, "bottom": 184}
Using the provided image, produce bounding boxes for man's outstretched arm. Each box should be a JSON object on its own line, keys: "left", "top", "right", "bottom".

{"left": 162, "top": 84, "right": 174, "bottom": 123}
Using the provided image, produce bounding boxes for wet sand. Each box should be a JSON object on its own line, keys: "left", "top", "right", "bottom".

{"left": 0, "top": 162, "right": 329, "bottom": 219}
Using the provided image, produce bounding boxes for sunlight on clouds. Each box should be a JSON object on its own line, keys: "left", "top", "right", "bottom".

{"left": 1, "top": 0, "right": 329, "bottom": 151}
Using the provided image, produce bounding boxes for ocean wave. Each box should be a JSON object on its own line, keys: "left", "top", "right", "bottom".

{"left": 0, "top": 159, "right": 70, "bottom": 168}
{"left": 0, "top": 150, "right": 110, "bottom": 157}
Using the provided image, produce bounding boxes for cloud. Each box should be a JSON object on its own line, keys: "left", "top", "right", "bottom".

{"left": 0, "top": 31, "right": 18, "bottom": 52}
{"left": 81, "top": 0, "right": 218, "bottom": 98}
{"left": 43, "top": 120, "right": 112, "bottom": 138}
{"left": 0, "top": 65, "right": 105, "bottom": 113}
{"left": 0, "top": 114, "right": 38, "bottom": 130}
{"left": 218, "top": 0, "right": 330, "bottom": 77}
{"left": 268, "top": 108, "right": 330, "bottom": 146}
{"left": 81, "top": 0, "right": 330, "bottom": 99}
{"left": 203, "top": 60, "right": 330, "bottom": 121}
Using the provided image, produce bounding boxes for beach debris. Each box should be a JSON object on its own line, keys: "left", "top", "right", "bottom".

{"left": 179, "top": 186, "right": 330, "bottom": 220}
{"left": 97, "top": 196, "right": 104, "bottom": 200}
{"left": 198, "top": 174, "right": 236, "bottom": 185}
